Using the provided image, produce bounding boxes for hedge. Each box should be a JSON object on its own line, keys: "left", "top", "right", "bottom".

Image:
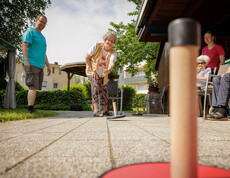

{"left": 15, "top": 90, "right": 91, "bottom": 110}
{"left": 121, "top": 85, "right": 136, "bottom": 110}
{"left": 0, "top": 90, "right": 5, "bottom": 106}
{"left": 132, "top": 94, "right": 147, "bottom": 108}
{"left": 0, "top": 82, "right": 25, "bottom": 106}
{"left": 0, "top": 82, "right": 140, "bottom": 111}
{"left": 62, "top": 83, "right": 91, "bottom": 99}
{"left": 0, "top": 89, "right": 91, "bottom": 110}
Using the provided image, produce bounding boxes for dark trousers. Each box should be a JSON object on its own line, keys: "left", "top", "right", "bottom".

{"left": 212, "top": 73, "right": 230, "bottom": 107}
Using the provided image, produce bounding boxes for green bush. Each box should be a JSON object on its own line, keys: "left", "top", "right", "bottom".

{"left": 0, "top": 90, "right": 5, "bottom": 107}
{"left": 16, "top": 90, "right": 91, "bottom": 111}
{"left": 121, "top": 85, "right": 136, "bottom": 110}
{"left": 83, "top": 82, "right": 91, "bottom": 99}
{"left": 62, "top": 84, "right": 90, "bottom": 98}
{"left": 0, "top": 78, "right": 7, "bottom": 90}
{"left": 0, "top": 81, "right": 25, "bottom": 108}
{"left": 15, "top": 82, "right": 25, "bottom": 91}
{"left": 132, "top": 94, "right": 146, "bottom": 108}
{"left": 16, "top": 90, "right": 28, "bottom": 106}
{"left": 0, "top": 81, "right": 24, "bottom": 92}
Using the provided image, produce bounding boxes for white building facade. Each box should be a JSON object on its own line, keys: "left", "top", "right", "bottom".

{"left": 118, "top": 66, "right": 148, "bottom": 94}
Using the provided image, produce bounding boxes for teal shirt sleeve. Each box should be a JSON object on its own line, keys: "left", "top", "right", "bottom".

{"left": 22, "top": 29, "right": 33, "bottom": 44}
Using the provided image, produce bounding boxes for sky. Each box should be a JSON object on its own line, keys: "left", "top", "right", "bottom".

{"left": 42, "top": 0, "right": 137, "bottom": 66}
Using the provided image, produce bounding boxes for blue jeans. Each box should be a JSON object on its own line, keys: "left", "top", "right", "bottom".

{"left": 212, "top": 73, "right": 230, "bottom": 107}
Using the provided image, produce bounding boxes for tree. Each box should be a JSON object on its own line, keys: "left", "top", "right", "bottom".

{"left": 109, "top": 0, "right": 160, "bottom": 80}
{"left": 0, "top": 0, "right": 51, "bottom": 55}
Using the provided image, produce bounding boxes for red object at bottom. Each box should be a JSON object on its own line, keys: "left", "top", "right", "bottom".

{"left": 102, "top": 163, "right": 230, "bottom": 178}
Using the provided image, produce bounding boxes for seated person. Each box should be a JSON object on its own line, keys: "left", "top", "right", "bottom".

{"left": 206, "top": 66, "right": 230, "bottom": 121}
{"left": 196, "top": 55, "right": 211, "bottom": 116}
{"left": 197, "top": 55, "right": 211, "bottom": 89}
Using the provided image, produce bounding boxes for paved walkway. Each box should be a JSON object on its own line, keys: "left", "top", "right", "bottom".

{"left": 0, "top": 111, "right": 230, "bottom": 177}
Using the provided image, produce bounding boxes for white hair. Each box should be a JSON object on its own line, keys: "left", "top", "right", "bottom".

{"left": 103, "top": 31, "right": 117, "bottom": 43}
{"left": 197, "top": 55, "right": 210, "bottom": 65}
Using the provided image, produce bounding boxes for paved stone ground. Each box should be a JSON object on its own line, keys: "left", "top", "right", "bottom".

{"left": 0, "top": 111, "right": 229, "bottom": 178}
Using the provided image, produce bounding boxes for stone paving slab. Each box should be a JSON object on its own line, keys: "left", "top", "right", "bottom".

{"left": 4, "top": 156, "right": 112, "bottom": 178}
{"left": 0, "top": 111, "right": 229, "bottom": 178}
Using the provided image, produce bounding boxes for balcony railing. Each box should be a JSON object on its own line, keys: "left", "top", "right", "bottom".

{"left": 124, "top": 76, "right": 146, "bottom": 84}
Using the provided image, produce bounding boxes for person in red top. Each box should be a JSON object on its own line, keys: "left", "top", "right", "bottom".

{"left": 201, "top": 31, "right": 225, "bottom": 73}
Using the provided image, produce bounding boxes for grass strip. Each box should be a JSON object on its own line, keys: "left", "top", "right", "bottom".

{"left": 0, "top": 109, "right": 58, "bottom": 123}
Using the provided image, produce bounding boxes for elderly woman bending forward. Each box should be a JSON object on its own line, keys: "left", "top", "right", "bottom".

{"left": 85, "top": 31, "right": 117, "bottom": 117}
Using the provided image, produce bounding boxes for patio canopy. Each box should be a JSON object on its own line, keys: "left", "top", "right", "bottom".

{"left": 59, "top": 62, "right": 86, "bottom": 90}
{"left": 0, "top": 38, "right": 16, "bottom": 109}
{"left": 60, "top": 61, "right": 87, "bottom": 76}
{"left": 60, "top": 61, "right": 119, "bottom": 90}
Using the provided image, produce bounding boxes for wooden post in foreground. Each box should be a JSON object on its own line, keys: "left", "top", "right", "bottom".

{"left": 168, "top": 18, "right": 200, "bottom": 178}
{"left": 112, "top": 100, "right": 118, "bottom": 116}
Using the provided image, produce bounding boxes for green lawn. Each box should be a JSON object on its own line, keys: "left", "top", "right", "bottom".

{"left": 0, "top": 108, "right": 58, "bottom": 123}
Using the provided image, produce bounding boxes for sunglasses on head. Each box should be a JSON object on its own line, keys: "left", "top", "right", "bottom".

{"left": 197, "top": 62, "right": 206, "bottom": 65}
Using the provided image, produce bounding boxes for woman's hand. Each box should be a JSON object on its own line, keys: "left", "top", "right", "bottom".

{"left": 197, "top": 66, "right": 202, "bottom": 72}
{"left": 102, "top": 69, "right": 110, "bottom": 77}
{"left": 92, "top": 70, "right": 99, "bottom": 79}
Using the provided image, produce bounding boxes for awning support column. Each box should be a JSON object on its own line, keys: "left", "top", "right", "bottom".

{"left": 67, "top": 72, "right": 74, "bottom": 90}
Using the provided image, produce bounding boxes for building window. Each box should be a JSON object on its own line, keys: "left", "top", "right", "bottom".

{"left": 42, "top": 81, "right": 47, "bottom": 87}
{"left": 53, "top": 83, "right": 58, "bottom": 89}
{"left": 138, "top": 84, "right": 145, "bottom": 91}
{"left": 120, "top": 68, "right": 122, "bottom": 73}
{"left": 59, "top": 69, "right": 61, "bottom": 75}
{"left": 138, "top": 71, "right": 145, "bottom": 76}
{"left": 52, "top": 68, "right": 55, "bottom": 74}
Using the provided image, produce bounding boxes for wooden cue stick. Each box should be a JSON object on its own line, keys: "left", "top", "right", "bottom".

{"left": 169, "top": 18, "right": 200, "bottom": 178}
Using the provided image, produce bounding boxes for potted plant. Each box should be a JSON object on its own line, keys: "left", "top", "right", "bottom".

{"left": 147, "top": 78, "right": 158, "bottom": 93}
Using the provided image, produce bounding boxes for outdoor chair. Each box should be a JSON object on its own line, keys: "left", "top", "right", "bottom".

{"left": 143, "top": 86, "right": 166, "bottom": 114}
{"left": 197, "top": 88, "right": 211, "bottom": 116}
{"left": 197, "top": 67, "right": 216, "bottom": 116}
{"left": 202, "top": 64, "right": 229, "bottom": 118}
{"left": 98, "top": 81, "right": 124, "bottom": 115}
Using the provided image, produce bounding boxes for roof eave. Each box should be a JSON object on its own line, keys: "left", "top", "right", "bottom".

{"left": 135, "top": 0, "right": 157, "bottom": 38}
{"left": 0, "top": 38, "right": 16, "bottom": 52}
